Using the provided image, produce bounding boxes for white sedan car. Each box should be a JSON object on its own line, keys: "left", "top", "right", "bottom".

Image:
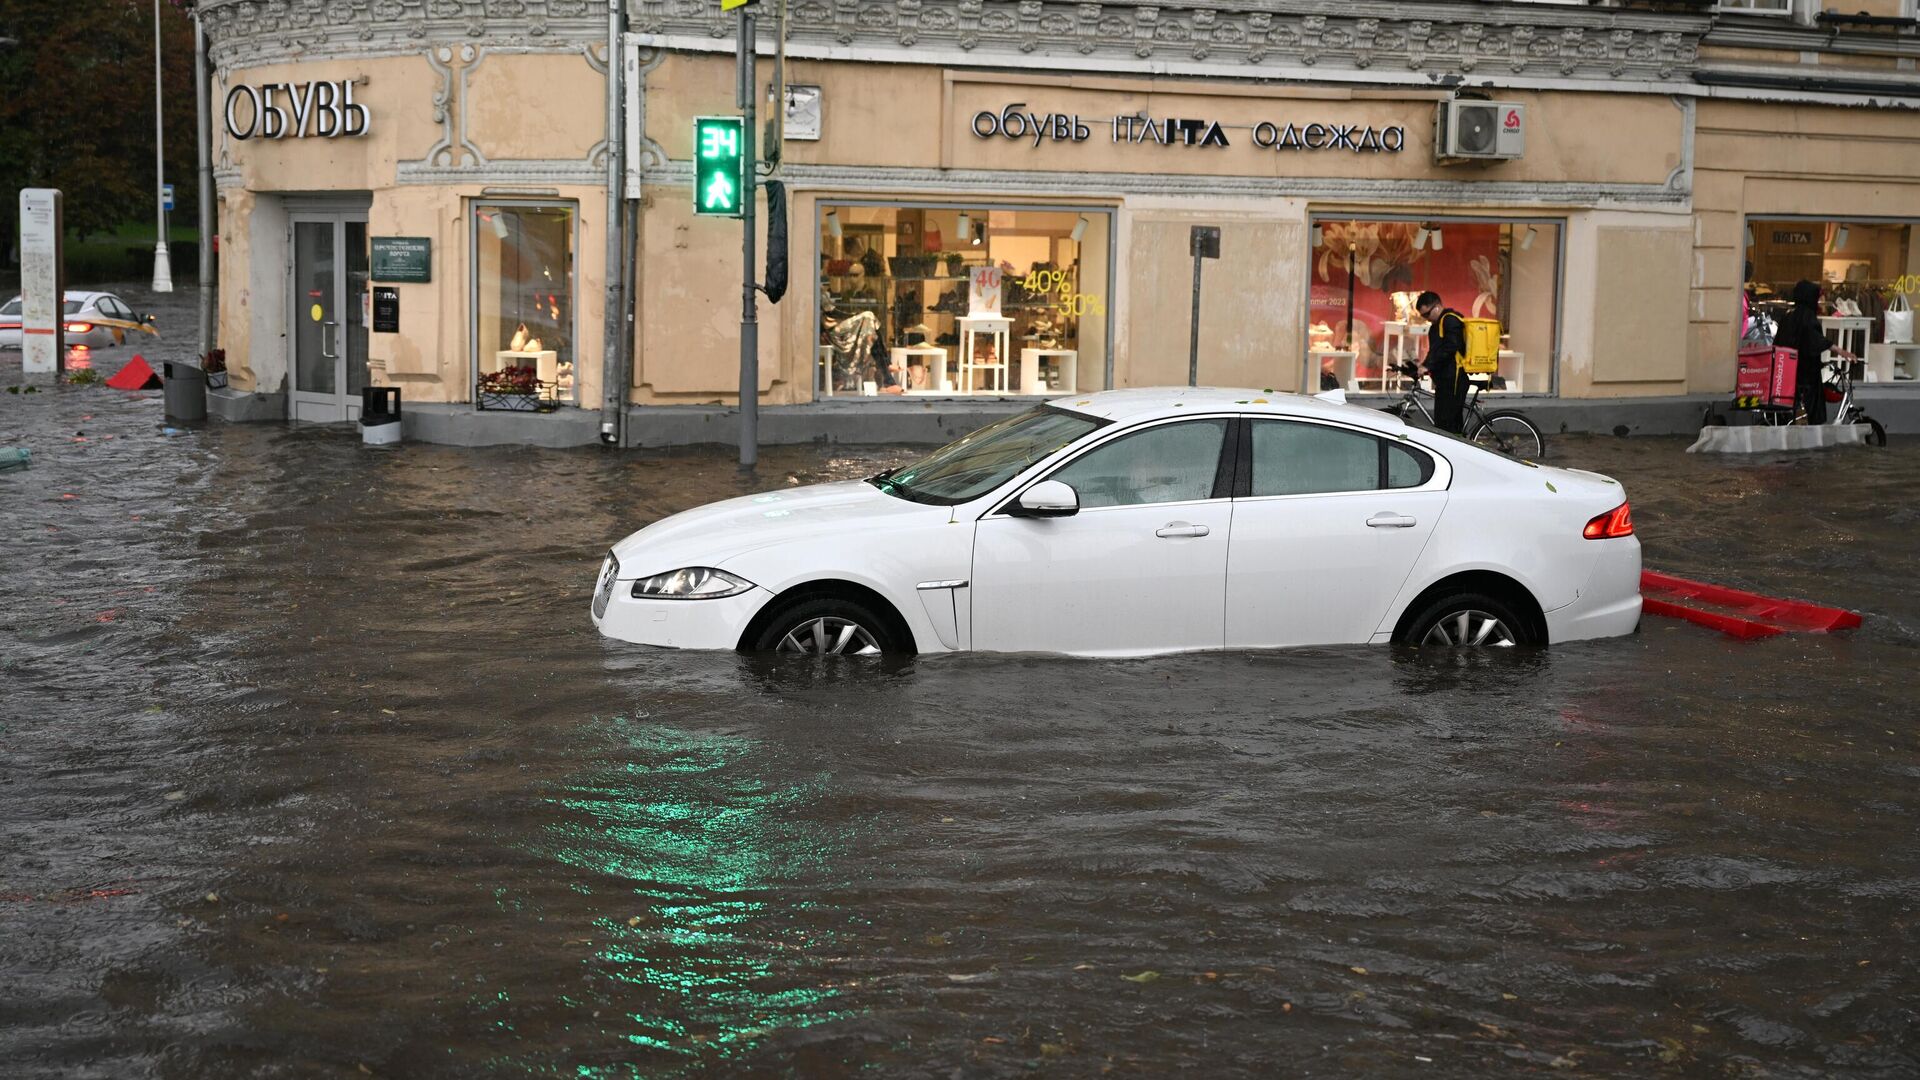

{"left": 592, "top": 388, "right": 1641, "bottom": 656}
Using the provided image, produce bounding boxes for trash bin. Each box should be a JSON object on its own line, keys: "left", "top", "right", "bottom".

{"left": 162, "top": 361, "right": 207, "bottom": 421}
{"left": 360, "top": 386, "right": 402, "bottom": 446}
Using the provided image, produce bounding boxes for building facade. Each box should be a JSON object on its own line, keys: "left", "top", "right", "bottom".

{"left": 198, "top": 0, "right": 1920, "bottom": 443}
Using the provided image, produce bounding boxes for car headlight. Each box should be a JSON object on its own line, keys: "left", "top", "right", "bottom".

{"left": 629, "top": 567, "right": 754, "bottom": 600}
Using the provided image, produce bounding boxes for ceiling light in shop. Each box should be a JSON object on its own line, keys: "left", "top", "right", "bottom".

{"left": 1431, "top": 227, "right": 1445, "bottom": 251}
{"left": 1745, "top": 224, "right": 1756, "bottom": 248}
{"left": 1834, "top": 225, "right": 1850, "bottom": 250}
{"left": 956, "top": 212, "right": 971, "bottom": 238}
{"left": 825, "top": 210, "right": 842, "bottom": 239}
{"left": 1414, "top": 226, "right": 1430, "bottom": 251}
{"left": 489, "top": 213, "right": 509, "bottom": 240}
{"left": 971, "top": 222, "right": 985, "bottom": 246}
{"left": 1520, "top": 226, "right": 1537, "bottom": 251}
{"left": 1311, "top": 224, "right": 1324, "bottom": 248}
{"left": 1071, "top": 215, "right": 1089, "bottom": 243}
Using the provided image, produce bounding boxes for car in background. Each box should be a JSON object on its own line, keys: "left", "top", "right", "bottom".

{"left": 0, "top": 291, "right": 160, "bottom": 351}
{"left": 592, "top": 387, "right": 1642, "bottom": 657}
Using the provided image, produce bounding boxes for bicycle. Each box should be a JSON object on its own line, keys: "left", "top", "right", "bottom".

{"left": 1704, "top": 355, "right": 1889, "bottom": 447}
{"left": 1378, "top": 362, "right": 1548, "bottom": 460}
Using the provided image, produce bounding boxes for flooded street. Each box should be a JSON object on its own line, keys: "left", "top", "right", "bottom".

{"left": 4, "top": 289, "right": 1919, "bottom": 1078}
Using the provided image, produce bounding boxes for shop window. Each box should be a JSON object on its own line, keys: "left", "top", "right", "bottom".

{"left": 817, "top": 204, "right": 1110, "bottom": 398}
{"left": 472, "top": 202, "right": 577, "bottom": 408}
{"left": 1744, "top": 220, "right": 1915, "bottom": 379}
{"left": 1308, "top": 218, "right": 1562, "bottom": 396}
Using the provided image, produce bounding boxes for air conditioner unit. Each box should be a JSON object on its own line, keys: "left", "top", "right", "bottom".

{"left": 1436, "top": 100, "right": 1525, "bottom": 163}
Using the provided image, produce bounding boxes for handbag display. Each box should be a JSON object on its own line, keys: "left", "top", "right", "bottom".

{"left": 1885, "top": 292, "right": 1914, "bottom": 345}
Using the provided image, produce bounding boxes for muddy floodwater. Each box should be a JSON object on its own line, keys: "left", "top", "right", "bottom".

{"left": 4, "top": 290, "right": 1919, "bottom": 1079}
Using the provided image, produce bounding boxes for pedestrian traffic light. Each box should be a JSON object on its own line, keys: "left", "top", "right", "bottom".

{"left": 693, "top": 116, "right": 745, "bottom": 218}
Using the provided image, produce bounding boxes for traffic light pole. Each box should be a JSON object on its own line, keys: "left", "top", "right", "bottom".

{"left": 737, "top": 10, "right": 758, "bottom": 470}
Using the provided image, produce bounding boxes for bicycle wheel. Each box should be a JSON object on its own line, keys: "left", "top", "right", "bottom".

{"left": 1470, "top": 410, "right": 1547, "bottom": 460}
{"left": 1860, "top": 415, "right": 1887, "bottom": 447}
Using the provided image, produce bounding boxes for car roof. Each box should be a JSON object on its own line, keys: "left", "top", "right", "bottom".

{"left": 1049, "top": 386, "right": 1408, "bottom": 436}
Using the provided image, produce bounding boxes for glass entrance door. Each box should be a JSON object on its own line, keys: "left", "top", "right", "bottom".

{"left": 289, "top": 214, "right": 370, "bottom": 422}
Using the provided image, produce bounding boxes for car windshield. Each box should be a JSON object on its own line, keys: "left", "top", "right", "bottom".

{"left": 871, "top": 406, "right": 1105, "bottom": 505}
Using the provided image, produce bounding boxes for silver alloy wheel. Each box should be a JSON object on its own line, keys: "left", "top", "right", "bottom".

{"left": 1422, "top": 609, "right": 1518, "bottom": 647}
{"left": 777, "top": 616, "right": 882, "bottom": 655}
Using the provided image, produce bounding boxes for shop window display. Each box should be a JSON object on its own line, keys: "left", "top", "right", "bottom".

{"left": 1744, "top": 220, "right": 1918, "bottom": 382}
{"left": 817, "top": 205, "right": 1109, "bottom": 397}
{"left": 1308, "top": 218, "right": 1561, "bottom": 395}
{"left": 473, "top": 203, "right": 577, "bottom": 407}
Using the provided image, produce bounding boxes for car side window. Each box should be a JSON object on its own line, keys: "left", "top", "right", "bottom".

{"left": 1, "top": 299, "right": 19, "bottom": 316}
{"left": 103, "top": 297, "right": 129, "bottom": 319}
{"left": 1249, "top": 420, "right": 1382, "bottom": 496}
{"left": 1386, "top": 441, "right": 1435, "bottom": 489}
{"left": 1046, "top": 419, "right": 1228, "bottom": 509}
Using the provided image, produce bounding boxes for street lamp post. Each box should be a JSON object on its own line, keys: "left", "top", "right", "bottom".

{"left": 151, "top": 0, "right": 173, "bottom": 293}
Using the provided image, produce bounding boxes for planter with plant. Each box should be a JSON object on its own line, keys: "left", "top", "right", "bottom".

{"left": 476, "top": 364, "right": 557, "bottom": 412}
{"left": 201, "top": 348, "right": 228, "bottom": 389}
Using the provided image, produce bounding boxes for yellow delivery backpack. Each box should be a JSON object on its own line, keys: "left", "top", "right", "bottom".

{"left": 1461, "top": 318, "right": 1502, "bottom": 375}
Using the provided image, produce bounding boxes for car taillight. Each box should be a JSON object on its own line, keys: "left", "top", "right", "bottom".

{"left": 65, "top": 322, "right": 93, "bottom": 333}
{"left": 1583, "top": 502, "right": 1633, "bottom": 540}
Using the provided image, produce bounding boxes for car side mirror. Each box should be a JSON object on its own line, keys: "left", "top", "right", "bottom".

{"left": 144, "top": 314, "right": 157, "bottom": 325}
{"left": 1011, "top": 479, "right": 1079, "bottom": 518}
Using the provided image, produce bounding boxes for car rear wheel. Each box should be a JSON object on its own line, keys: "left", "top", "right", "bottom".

{"left": 752, "top": 597, "right": 900, "bottom": 655}
{"left": 1400, "top": 592, "right": 1538, "bottom": 647}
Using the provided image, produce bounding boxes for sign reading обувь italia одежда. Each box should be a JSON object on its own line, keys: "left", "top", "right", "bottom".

{"left": 970, "top": 103, "right": 1408, "bottom": 154}
{"left": 371, "top": 237, "right": 432, "bottom": 284}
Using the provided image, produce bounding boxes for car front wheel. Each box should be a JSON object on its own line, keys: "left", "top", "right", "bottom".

{"left": 1399, "top": 592, "right": 1538, "bottom": 647}
{"left": 751, "top": 597, "right": 901, "bottom": 655}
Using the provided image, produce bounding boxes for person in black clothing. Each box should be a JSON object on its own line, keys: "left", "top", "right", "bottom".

{"left": 1417, "top": 290, "right": 1470, "bottom": 434}
{"left": 1775, "top": 279, "right": 1856, "bottom": 425}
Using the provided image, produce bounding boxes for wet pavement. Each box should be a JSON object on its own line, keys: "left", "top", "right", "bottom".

{"left": 4, "top": 284, "right": 1920, "bottom": 1078}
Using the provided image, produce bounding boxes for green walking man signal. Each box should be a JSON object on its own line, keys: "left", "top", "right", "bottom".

{"left": 693, "top": 116, "right": 746, "bottom": 217}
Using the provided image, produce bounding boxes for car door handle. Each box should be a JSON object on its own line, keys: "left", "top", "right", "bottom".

{"left": 1366, "top": 513, "right": 1418, "bottom": 529}
{"left": 1156, "top": 523, "right": 1210, "bottom": 539}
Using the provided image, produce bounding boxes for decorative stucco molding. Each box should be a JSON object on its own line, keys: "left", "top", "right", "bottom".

{"left": 627, "top": 0, "right": 1708, "bottom": 87}
{"left": 199, "top": 0, "right": 610, "bottom": 68}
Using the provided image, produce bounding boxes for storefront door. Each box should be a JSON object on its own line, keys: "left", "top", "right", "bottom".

{"left": 289, "top": 213, "right": 370, "bottom": 422}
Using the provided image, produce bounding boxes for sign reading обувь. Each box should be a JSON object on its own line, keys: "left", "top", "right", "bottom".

{"left": 224, "top": 80, "right": 371, "bottom": 140}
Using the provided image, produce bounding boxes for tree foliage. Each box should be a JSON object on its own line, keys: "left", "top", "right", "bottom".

{"left": 0, "top": 0, "right": 200, "bottom": 252}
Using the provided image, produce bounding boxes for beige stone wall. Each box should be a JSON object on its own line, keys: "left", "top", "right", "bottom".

{"left": 1690, "top": 100, "right": 1920, "bottom": 394}
{"left": 216, "top": 51, "right": 607, "bottom": 405}
{"left": 637, "top": 54, "right": 1699, "bottom": 404}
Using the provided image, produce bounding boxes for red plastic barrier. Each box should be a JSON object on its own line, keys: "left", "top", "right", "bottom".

{"left": 1640, "top": 570, "right": 1863, "bottom": 638}
{"left": 105, "top": 355, "right": 161, "bottom": 390}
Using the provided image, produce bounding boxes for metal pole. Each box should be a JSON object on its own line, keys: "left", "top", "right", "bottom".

{"left": 737, "top": 10, "right": 758, "bottom": 470}
{"left": 194, "top": 11, "right": 213, "bottom": 356}
{"left": 151, "top": 0, "right": 173, "bottom": 293}
{"left": 1188, "top": 250, "right": 1203, "bottom": 387}
{"left": 599, "top": 0, "right": 626, "bottom": 446}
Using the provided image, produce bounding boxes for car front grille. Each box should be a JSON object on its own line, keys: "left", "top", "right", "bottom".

{"left": 592, "top": 551, "right": 619, "bottom": 620}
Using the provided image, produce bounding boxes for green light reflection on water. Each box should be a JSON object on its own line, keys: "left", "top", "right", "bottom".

{"left": 525, "top": 717, "right": 861, "bottom": 1075}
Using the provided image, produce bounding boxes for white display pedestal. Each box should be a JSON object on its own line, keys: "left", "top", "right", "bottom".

{"left": 1820, "top": 316, "right": 1872, "bottom": 361}
{"left": 958, "top": 316, "right": 1011, "bottom": 393}
{"left": 1487, "top": 350, "right": 1527, "bottom": 394}
{"left": 1866, "top": 341, "right": 1920, "bottom": 383}
{"left": 490, "top": 349, "right": 560, "bottom": 382}
{"left": 1309, "top": 348, "right": 1357, "bottom": 392}
{"left": 817, "top": 345, "right": 836, "bottom": 396}
{"left": 1018, "top": 348, "right": 1078, "bottom": 395}
{"left": 892, "top": 345, "right": 951, "bottom": 392}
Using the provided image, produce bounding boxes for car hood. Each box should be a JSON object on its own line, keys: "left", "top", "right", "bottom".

{"left": 608, "top": 479, "right": 948, "bottom": 578}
